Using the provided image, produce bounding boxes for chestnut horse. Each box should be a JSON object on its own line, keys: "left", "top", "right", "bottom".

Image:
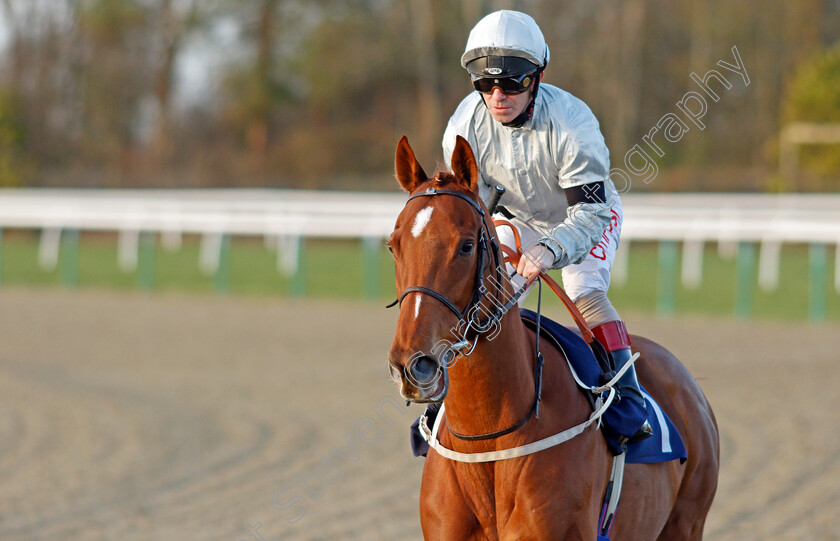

{"left": 386, "top": 135, "right": 719, "bottom": 540}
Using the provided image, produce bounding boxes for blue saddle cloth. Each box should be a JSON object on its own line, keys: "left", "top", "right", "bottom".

{"left": 519, "top": 309, "right": 687, "bottom": 464}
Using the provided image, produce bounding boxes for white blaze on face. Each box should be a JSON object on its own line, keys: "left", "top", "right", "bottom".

{"left": 411, "top": 207, "right": 434, "bottom": 238}
{"left": 414, "top": 295, "right": 422, "bottom": 319}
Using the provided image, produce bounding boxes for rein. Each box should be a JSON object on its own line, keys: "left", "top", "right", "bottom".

{"left": 390, "top": 184, "right": 617, "bottom": 449}
{"left": 446, "top": 277, "right": 544, "bottom": 441}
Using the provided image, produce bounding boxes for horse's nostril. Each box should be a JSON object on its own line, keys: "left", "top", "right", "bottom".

{"left": 408, "top": 355, "right": 439, "bottom": 385}
{"left": 389, "top": 363, "right": 402, "bottom": 382}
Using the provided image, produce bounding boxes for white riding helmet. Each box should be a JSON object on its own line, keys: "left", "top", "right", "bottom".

{"left": 461, "top": 10, "right": 550, "bottom": 75}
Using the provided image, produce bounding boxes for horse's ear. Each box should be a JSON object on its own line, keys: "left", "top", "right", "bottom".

{"left": 450, "top": 135, "right": 479, "bottom": 195}
{"left": 395, "top": 135, "right": 428, "bottom": 192}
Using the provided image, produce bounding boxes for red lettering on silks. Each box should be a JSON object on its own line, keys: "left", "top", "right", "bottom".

{"left": 590, "top": 208, "right": 621, "bottom": 260}
{"left": 607, "top": 209, "right": 620, "bottom": 233}
{"left": 590, "top": 245, "right": 607, "bottom": 260}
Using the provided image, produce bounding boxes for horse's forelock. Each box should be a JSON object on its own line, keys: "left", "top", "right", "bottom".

{"left": 430, "top": 167, "right": 458, "bottom": 188}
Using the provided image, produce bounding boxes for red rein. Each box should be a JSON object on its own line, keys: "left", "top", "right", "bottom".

{"left": 492, "top": 218, "right": 596, "bottom": 344}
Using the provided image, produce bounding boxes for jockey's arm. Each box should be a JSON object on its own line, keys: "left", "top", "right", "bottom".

{"left": 536, "top": 113, "right": 614, "bottom": 270}
{"left": 537, "top": 183, "right": 613, "bottom": 269}
{"left": 518, "top": 188, "right": 611, "bottom": 277}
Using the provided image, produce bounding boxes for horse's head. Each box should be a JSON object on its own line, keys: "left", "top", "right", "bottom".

{"left": 387, "top": 135, "right": 502, "bottom": 403}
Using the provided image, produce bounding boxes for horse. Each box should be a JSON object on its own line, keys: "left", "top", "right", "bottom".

{"left": 386, "top": 134, "right": 720, "bottom": 540}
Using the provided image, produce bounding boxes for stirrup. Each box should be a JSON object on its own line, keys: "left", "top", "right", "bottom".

{"left": 625, "top": 419, "right": 654, "bottom": 444}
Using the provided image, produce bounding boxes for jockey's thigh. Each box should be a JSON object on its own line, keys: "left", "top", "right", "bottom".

{"left": 562, "top": 197, "right": 623, "bottom": 303}
{"left": 493, "top": 203, "right": 624, "bottom": 308}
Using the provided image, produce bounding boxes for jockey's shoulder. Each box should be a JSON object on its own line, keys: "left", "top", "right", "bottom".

{"left": 536, "top": 84, "right": 601, "bottom": 132}
{"left": 448, "top": 92, "right": 485, "bottom": 127}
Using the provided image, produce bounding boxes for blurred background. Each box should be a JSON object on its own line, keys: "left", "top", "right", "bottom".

{"left": 1, "top": 3, "right": 840, "bottom": 541}
{"left": 0, "top": 0, "right": 838, "bottom": 192}
{"left": 1, "top": 0, "right": 839, "bottom": 322}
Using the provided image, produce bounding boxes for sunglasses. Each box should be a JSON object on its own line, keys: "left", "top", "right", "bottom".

{"left": 471, "top": 72, "right": 536, "bottom": 95}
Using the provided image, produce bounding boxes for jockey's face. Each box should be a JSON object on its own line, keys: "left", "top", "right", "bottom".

{"left": 482, "top": 72, "right": 541, "bottom": 124}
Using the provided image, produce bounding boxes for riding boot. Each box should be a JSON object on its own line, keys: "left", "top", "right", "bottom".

{"left": 610, "top": 347, "right": 653, "bottom": 442}
{"left": 425, "top": 401, "right": 442, "bottom": 424}
{"left": 592, "top": 320, "right": 653, "bottom": 443}
{"left": 409, "top": 402, "right": 442, "bottom": 457}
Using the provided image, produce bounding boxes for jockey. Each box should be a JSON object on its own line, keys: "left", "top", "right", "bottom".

{"left": 442, "top": 10, "right": 652, "bottom": 443}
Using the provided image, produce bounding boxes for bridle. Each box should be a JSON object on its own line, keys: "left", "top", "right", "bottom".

{"left": 388, "top": 184, "right": 544, "bottom": 441}
{"left": 387, "top": 185, "right": 508, "bottom": 337}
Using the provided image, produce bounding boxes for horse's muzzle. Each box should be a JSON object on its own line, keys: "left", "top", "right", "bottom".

{"left": 389, "top": 352, "right": 448, "bottom": 403}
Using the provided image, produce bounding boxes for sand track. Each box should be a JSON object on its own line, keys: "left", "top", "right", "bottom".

{"left": 0, "top": 288, "right": 837, "bottom": 540}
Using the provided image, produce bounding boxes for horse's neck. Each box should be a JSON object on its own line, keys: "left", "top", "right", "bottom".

{"left": 444, "top": 311, "right": 536, "bottom": 436}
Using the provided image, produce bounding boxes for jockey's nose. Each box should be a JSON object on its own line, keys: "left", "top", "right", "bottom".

{"left": 489, "top": 87, "right": 507, "bottom": 101}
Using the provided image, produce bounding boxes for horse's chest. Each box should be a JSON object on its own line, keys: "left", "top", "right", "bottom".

{"left": 451, "top": 464, "right": 521, "bottom": 530}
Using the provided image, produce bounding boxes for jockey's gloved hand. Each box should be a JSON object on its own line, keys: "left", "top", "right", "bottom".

{"left": 517, "top": 244, "right": 555, "bottom": 279}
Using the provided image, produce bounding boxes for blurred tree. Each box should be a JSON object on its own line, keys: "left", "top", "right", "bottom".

{"left": 408, "top": 0, "right": 442, "bottom": 159}
{"left": 218, "top": 0, "right": 306, "bottom": 182}
{"left": 0, "top": 0, "right": 836, "bottom": 190}
{"left": 782, "top": 41, "right": 840, "bottom": 181}
{"left": 784, "top": 43, "right": 840, "bottom": 124}
{"left": 0, "top": 87, "right": 29, "bottom": 186}
{"left": 77, "top": 0, "right": 151, "bottom": 182}
{"left": 149, "top": 0, "right": 201, "bottom": 168}
{"left": 277, "top": 3, "right": 415, "bottom": 184}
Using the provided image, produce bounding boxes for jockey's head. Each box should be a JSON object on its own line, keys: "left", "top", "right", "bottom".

{"left": 461, "top": 10, "right": 549, "bottom": 127}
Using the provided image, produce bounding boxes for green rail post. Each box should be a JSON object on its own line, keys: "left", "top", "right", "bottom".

{"left": 60, "top": 229, "right": 80, "bottom": 288}
{"left": 808, "top": 243, "right": 827, "bottom": 322}
{"left": 290, "top": 237, "right": 306, "bottom": 297}
{"left": 137, "top": 231, "right": 156, "bottom": 291}
{"left": 213, "top": 234, "right": 231, "bottom": 293}
{"left": 734, "top": 241, "right": 756, "bottom": 318}
{"left": 657, "top": 240, "right": 678, "bottom": 316}
{"left": 362, "top": 236, "right": 381, "bottom": 298}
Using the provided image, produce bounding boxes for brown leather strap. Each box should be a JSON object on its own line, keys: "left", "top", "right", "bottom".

{"left": 494, "top": 222, "right": 596, "bottom": 345}
{"left": 492, "top": 218, "right": 522, "bottom": 253}
{"left": 538, "top": 270, "right": 596, "bottom": 344}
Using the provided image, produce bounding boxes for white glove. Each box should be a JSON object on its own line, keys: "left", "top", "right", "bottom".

{"left": 516, "top": 244, "right": 555, "bottom": 279}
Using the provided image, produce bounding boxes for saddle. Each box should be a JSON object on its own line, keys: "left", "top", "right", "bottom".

{"left": 411, "top": 310, "right": 686, "bottom": 464}
{"left": 519, "top": 309, "right": 687, "bottom": 463}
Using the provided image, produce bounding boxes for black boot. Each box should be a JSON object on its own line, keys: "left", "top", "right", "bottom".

{"left": 409, "top": 402, "right": 442, "bottom": 457}
{"left": 610, "top": 347, "right": 653, "bottom": 443}
{"left": 592, "top": 320, "right": 653, "bottom": 444}
{"left": 425, "top": 401, "right": 442, "bottom": 423}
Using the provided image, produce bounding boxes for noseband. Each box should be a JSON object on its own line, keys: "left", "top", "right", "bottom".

{"left": 387, "top": 186, "right": 505, "bottom": 334}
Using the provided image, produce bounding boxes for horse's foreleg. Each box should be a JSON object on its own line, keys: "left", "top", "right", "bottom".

{"left": 419, "top": 456, "right": 484, "bottom": 540}
{"left": 501, "top": 511, "right": 597, "bottom": 541}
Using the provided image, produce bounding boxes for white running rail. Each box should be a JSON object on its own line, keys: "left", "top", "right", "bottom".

{"left": 0, "top": 188, "right": 838, "bottom": 297}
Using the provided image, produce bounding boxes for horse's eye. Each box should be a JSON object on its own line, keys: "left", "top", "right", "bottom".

{"left": 459, "top": 240, "right": 475, "bottom": 255}
{"left": 386, "top": 242, "right": 393, "bottom": 253}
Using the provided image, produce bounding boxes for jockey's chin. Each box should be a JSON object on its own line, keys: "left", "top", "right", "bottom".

{"left": 484, "top": 86, "right": 532, "bottom": 124}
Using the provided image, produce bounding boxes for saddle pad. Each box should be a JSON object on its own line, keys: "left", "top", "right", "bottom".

{"left": 519, "top": 309, "right": 687, "bottom": 464}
